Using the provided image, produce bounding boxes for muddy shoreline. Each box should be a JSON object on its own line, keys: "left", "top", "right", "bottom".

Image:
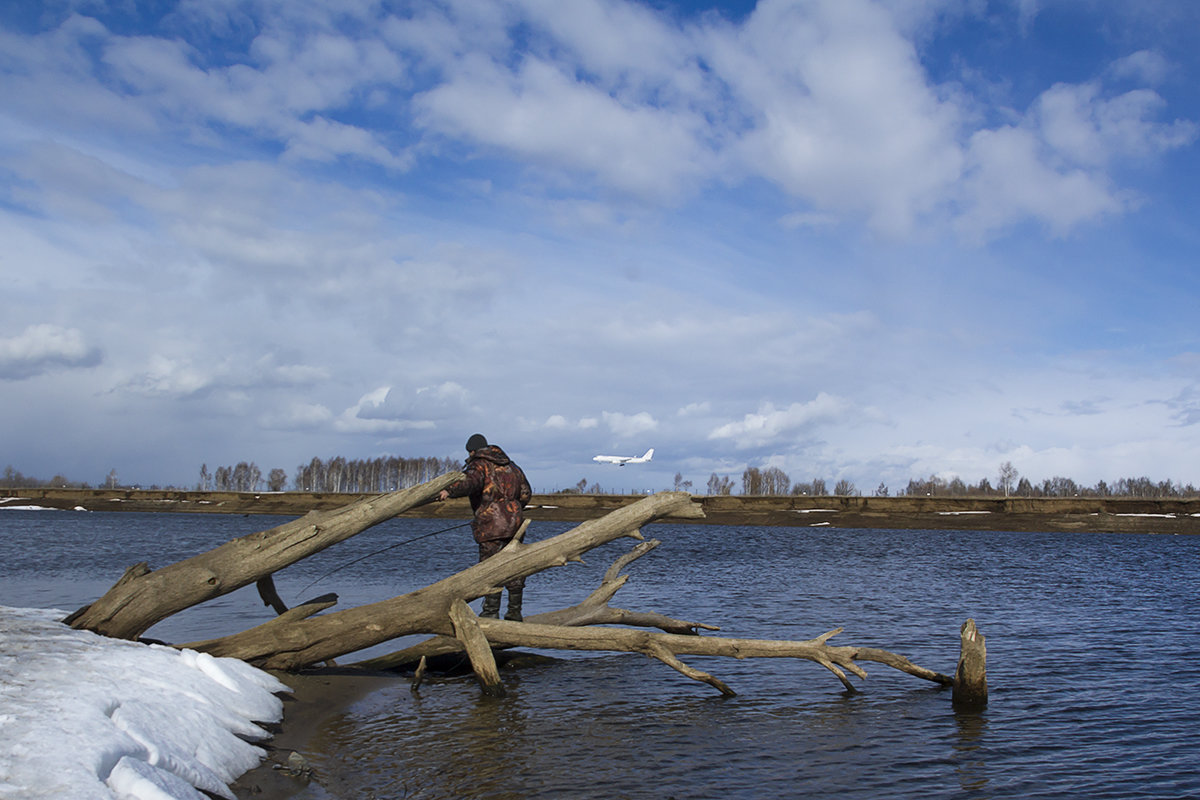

{"left": 232, "top": 668, "right": 405, "bottom": 800}
{"left": 5, "top": 487, "right": 1199, "bottom": 534}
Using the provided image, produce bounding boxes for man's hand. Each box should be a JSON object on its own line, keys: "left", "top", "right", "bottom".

{"left": 437, "top": 489, "right": 450, "bottom": 501}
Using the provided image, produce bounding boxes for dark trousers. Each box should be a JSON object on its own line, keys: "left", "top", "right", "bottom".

{"left": 478, "top": 539, "right": 524, "bottom": 590}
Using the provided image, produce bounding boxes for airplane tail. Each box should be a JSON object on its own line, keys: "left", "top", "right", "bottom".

{"left": 642, "top": 448, "right": 654, "bottom": 461}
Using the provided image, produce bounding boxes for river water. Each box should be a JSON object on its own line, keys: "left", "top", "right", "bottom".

{"left": 2, "top": 509, "right": 1198, "bottom": 799}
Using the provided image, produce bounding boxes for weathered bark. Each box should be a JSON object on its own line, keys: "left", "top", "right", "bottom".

{"left": 67, "top": 473, "right": 462, "bottom": 639}
{"left": 449, "top": 599, "right": 505, "bottom": 697}
{"left": 952, "top": 618, "right": 988, "bottom": 709}
{"left": 443, "top": 620, "right": 952, "bottom": 696}
{"left": 182, "top": 491, "right": 703, "bottom": 669}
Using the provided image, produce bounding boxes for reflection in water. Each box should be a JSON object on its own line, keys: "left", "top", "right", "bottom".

{"left": 295, "top": 660, "right": 986, "bottom": 800}
{"left": 953, "top": 708, "right": 989, "bottom": 796}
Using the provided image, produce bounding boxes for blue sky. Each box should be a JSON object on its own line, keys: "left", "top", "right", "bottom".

{"left": 2, "top": 0, "right": 1198, "bottom": 493}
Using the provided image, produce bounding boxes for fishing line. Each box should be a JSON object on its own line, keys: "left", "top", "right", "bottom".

{"left": 296, "top": 520, "right": 472, "bottom": 598}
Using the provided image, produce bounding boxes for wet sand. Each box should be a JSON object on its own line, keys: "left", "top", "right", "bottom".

{"left": 233, "top": 668, "right": 405, "bottom": 799}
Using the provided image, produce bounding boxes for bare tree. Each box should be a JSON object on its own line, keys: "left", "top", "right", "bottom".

{"left": 706, "top": 473, "right": 734, "bottom": 495}
{"left": 266, "top": 468, "right": 288, "bottom": 492}
{"left": 761, "top": 467, "right": 790, "bottom": 495}
{"left": 998, "top": 461, "right": 1018, "bottom": 497}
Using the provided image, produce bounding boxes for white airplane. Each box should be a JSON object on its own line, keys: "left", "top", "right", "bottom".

{"left": 593, "top": 448, "right": 654, "bottom": 466}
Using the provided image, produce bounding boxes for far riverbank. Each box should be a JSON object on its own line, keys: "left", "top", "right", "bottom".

{"left": 3, "top": 487, "right": 1198, "bottom": 534}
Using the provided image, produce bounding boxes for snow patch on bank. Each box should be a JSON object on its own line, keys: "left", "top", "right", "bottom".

{"left": 0, "top": 606, "right": 289, "bottom": 799}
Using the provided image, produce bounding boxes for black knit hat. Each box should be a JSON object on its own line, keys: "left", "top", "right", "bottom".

{"left": 465, "top": 433, "right": 488, "bottom": 452}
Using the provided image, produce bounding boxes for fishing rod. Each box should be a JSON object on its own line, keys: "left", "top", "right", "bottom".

{"left": 296, "top": 520, "right": 473, "bottom": 597}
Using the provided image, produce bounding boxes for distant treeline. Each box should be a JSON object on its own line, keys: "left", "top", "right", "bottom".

{"left": 196, "top": 456, "right": 462, "bottom": 493}
{"left": 5, "top": 459, "right": 1198, "bottom": 499}
{"left": 0, "top": 456, "right": 460, "bottom": 493}
{"left": 728, "top": 464, "right": 1200, "bottom": 499}
{"left": 896, "top": 473, "right": 1199, "bottom": 499}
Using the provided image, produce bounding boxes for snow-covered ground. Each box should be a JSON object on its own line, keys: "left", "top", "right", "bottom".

{"left": 0, "top": 606, "right": 288, "bottom": 800}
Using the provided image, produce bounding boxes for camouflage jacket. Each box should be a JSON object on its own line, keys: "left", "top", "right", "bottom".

{"left": 445, "top": 445, "right": 532, "bottom": 542}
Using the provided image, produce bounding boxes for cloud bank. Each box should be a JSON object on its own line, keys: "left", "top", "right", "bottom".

{"left": 1, "top": 0, "right": 1198, "bottom": 493}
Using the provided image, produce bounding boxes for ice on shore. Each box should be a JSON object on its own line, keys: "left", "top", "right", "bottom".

{"left": 0, "top": 605, "right": 288, "bottom": 799}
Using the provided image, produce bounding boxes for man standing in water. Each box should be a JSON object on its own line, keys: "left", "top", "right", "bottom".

{"left": 438, "top": 434, "right": 533, "bottom": 621}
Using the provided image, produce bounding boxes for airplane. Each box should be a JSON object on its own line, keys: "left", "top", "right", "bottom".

{"left": 593, "top": 448, "right": 654, "bottom": 466}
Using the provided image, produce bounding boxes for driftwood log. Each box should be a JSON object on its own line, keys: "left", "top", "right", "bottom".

{"left": 177, "top": 491, "right": 704, "bottom": 668}
{"left": 69, "top": 477, "right": 982, "bottom": 699}
{"left": 66, "top": 474, "right": 462, "bottom": 638}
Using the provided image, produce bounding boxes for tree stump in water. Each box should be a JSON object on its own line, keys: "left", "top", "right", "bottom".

{"left": 952, "top": 618, "right": 988, "bottom": 709}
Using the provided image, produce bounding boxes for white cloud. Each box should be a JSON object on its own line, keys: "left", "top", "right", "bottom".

{"left": 955, "top": 125, "right": 1126, "bottom": 238}
{"left": 331, "top": 383, "right": 480, "bottom": 435}
{"left": 99, "top": 18, "right": 411, "bottom": 169}
{"left": 0, "top": 324, "right": 102, "bottom": 380}
{"left": 708, "top": 393, "right": 850, "bottom": 448}
{"left": 537, "top": 414, "right": 605, "bottom": 431}
{"left": 1108, "top": 50, "right": 1172, "bottom": 85}
{"left": 601, "top": 411, "right": 659, "bottom": 437}
{"left": 511, "top": 0, "right": 695, "bottom": 86}
{"left": 677, "top": 401, "right": 712, "bottom": 417}
{"left": 1036, "top": 82, "right": 1197, "bottom": 167}
{"left": 116, "top": 355, "right": 215, "bottom": 397}
{"left": 114, "top": 352, "right": 328, "bottom": 399}
{"left": 335, "top": 387, "right": 436, "bottom": 433}
{"left": 713, "top": 0, "right": 964, "bottom": 235}
{"left": 259, "top": 402, "right": 334, "bottom": 430}
{"left": 259, "top": 359, "right": 330, "bottom": 386}
{"left": 415, "top": 55, "right": 713, "bottom": 198}
{"left": 11, "top": 0, "right": 1188, "bottom": 243}
{"left": 280, "top": 115, "right": 413, "bottom": 169}
{"left": 415, "top": 381, "right": 470, "bottom": 404}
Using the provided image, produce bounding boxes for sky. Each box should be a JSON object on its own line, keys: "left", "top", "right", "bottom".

{"left": 2, "top": 0, "right": 1199, "bottom": 494}
{"left": 0, "top": 604, "right": 286, "bottom": 800}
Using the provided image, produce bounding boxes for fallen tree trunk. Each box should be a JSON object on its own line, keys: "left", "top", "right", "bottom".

{"left": 66, "top": 473, "right": 462, "bottom": 638}
{"left": 181, "top": 490, "right": 704, "bottom": 669}
{"left": 462, "top": 617, "right": 952, "bottom": 696}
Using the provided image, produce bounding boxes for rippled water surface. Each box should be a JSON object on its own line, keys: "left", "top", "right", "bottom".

{"left": 3, "top": 510, "right": 1198, "bottom": 799}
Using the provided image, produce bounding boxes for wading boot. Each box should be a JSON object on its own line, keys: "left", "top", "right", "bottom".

{"left": 480, "top": 592, "right": 502, "bottom": 618}
{"left": 504, "top": 588, "right": 524, "bottom": 622}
